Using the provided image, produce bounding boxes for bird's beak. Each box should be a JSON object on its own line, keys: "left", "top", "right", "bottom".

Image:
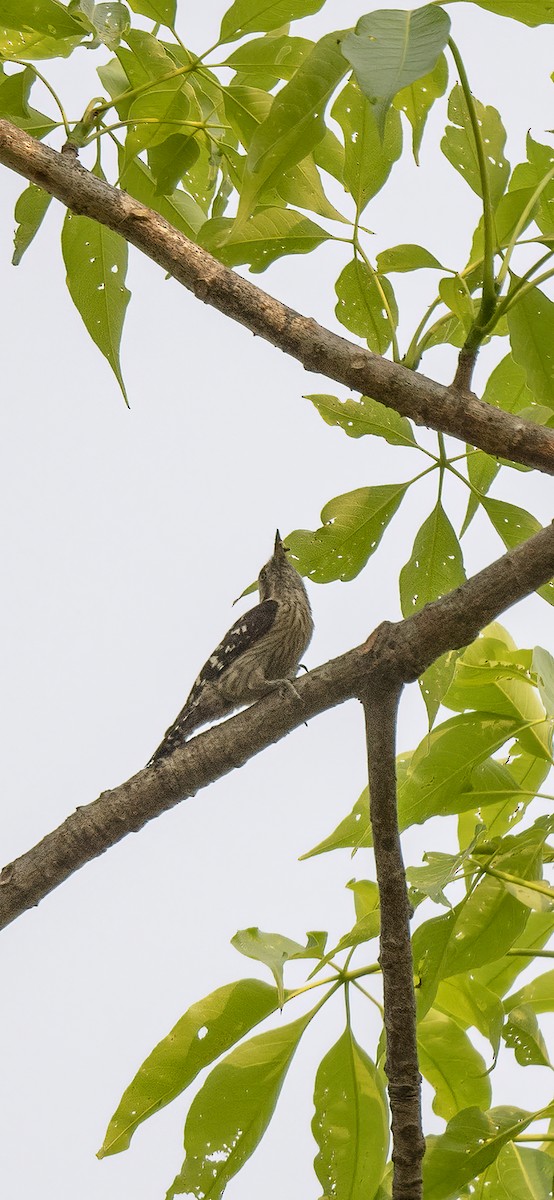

{"left": 274, "top": 529, "right": 283, "bottom": 555}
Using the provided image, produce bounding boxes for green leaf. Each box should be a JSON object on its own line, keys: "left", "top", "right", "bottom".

{"left": 226, "top": 34, "right": 313, "bottom": 88}
{"left": 417, "top": 1010, "right": 491, "bottom": 1119}
{"left": 482, "top": 352, "right": 543, "bottom": 414}
{"left": 342, "top": 5, "right": 450, "bottom": 137}
{"left": 12, "top": 182, "right": 51, "bottom": 266}
{"left": 441, "top": 635, "right": 552, "bottom": 762}
{"left": 127, "top": 0, "right": 176, "bottom": 25}
{"left": 125, "top": 79, "right": 193, "bottom": 161}
{"left": 439, "top": 273, "right": 476, "bottom": 334}
{"left": 503, "top": 1004, "right": 551, "bottom": 1067}
{"left": 119, "top": 153, "right": 205, "bottom": 240}
{"left": 167, "top": 1008, "right": 315, "bottom": 1199}
{"left": 332, "top": 78, "right": 402, "bottom": 215}
{"left": 508, "top": 284, "right": 554, "bottom": 408}
{"left": 510, "top": 135, "right": 554, "bottom": 236}
{"left": 505, "top": 969, "right": 554, "bottom": 1015}
{"left": 305, "top": 392, "right": 417, "bottom": 448}
{"left": 398, "top": 713, "right": 521, "bottom": 830}
{"left": 435, "top": 974, "right": 504, "bottom": 1059}
{"left": 393, "top": 51, "right": 448, "bottom": 164}
{"left": 0, "top": 66, "right": 56, "bottom": 137}
{"left": 0, "top": 25, "right": 82, "bottom": 57}
{"left": 120, "top": 27, "right": 172, "bottom": 83}
{"left": 317, "top": 911, "right": 380, "bottom": 969}
{"left": 454, "top": 1, "right": 554, "bottom": 25}
{"left": 399, "top": 502, "right": 466, "bottom": 617}
{"left": 335, "top": 258, "right": 398, "bottom": 353}
{"left": 419, "top": 650, "right": 461, "bottom": 730}
{"left": 301, "top": 787, "right": 371, "bottom": 859}
{"left": 376, "top": 243, "right": 443, "bottom": 273}
{"left": 441, "top": 82, "right": 509, "bottom": 207}
{"left": 347, "top": 878, "right": 380, "bottom": 920}
{"left": 219, "top": 0, "right": 325, "bottom": 44}
{"left": 0, "top": 0, "right": 82, "bottom": 37}
{"left": 198, "top": 207, "right": 330, "bottom": 272}
{"left": 478, "top": 1143, "right": 554, "bottom": 1200}
{"left": 312, "top": 1029, "right": 389, "bottom": 1200}
{"left": 148, "top": 132, "right": 200, "bottom": 196}
{"left": 61, "top": 196, "right": 130, "bottom": 403}
{"left": 482, "top": 498, "right": 554, "bottom": 607}
{"left": 460, "top": 449, "right": 500, "bottom": 537}
{"left": 237, "top": 31, "right": 349, "bottom": 221}
{"left": 475, "top": 910, "right": 554, "bottom": 998}
{"left": 98, "top": 978, "right": 280, "bottom": 1157}
{"left": 230, "top": 927, "right": 325, "bottom": 1006}
{"left": 286, "top": 483, "right": 409, "bottom": 583}
{"left": 423, "top": 1106, "right": 549, "bottom": 1200}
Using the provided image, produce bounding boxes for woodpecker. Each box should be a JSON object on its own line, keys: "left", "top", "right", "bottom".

{"left": 148, "top": 531, "right": 313, "bottom": 764}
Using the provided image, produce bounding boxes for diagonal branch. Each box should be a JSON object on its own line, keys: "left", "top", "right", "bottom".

{"left": 1, "top": 119, "right": 554, "bottom": 474}
{"left": 1, "top": 519, "right": 554, "bottom": 932}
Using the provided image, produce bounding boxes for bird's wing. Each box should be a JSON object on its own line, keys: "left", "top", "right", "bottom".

{"left": 189, "top": 599, "right": 279, "bottom": 695}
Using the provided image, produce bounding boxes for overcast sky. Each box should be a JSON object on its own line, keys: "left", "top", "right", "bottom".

{"left": 1, "top": 2, "right": 553, "bottom": 1197}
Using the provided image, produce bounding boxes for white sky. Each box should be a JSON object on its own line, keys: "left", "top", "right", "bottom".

{"left": 1, "top": 2, "right": 553, "bottom": 1197}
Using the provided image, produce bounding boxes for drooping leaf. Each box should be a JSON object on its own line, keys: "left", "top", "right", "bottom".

{"left": 148, "top": 132, "right": 201, "bottom": 196}
{"left": 312, "top": 1029, "right": 389, "bottom": 1200}
{"left": 119, "top": 153, "right": 206, "bottom": 240}
{"left": 199, "top": 207, "right": 330, "bottom": 272}
{"left": 475, "top": 910, "right": 554, "bottom": 998}
{"left": 441, "top": 82, "right": 509, "bottom": 207}
{"left": 167, "top": 1008, "right": 315, "bottom": 1199}
{"left": 503, "top": 1003, "right": 551, "bottom": 1067}
{"left": 393, "top": 51, "right": 448, "bottom": 164}
{"left": 125, "top": 78, "right": 193, "bottom": 161}
{"left": 0, "top": 66, "right": 56, "bottom": 137}
{"left": 98, "top": 979, "right": 280, "bottom": 1157}
{"left": 219, "top": 0, "right": 326, "bottom": 45}
{"left": 376, "top": 243, "right": 443, "bottom": 273}
{"left": 419, "top": 650, "right": 461, "bottom": 730}
{"left": 482, "top": 498, "right": 554, "bottom": 606}
{"left": 90, "top": 1, "right": 130, "bottom": 48}
{"left": 434, "top": 974, "right": 504, "bottom": 1059}
{"left": 510, "top": 135, "right": 554, "bottom": 236}
{"left": 505, "top": 969, "right": 554, "bottom": 1015}
{"left": 61, "top": 187, "right": 131, "bottom": 403}
{"left": 399, "top": 502, "right": 466, "bottom": 617}
{"left": 508, "top": 284, "right": 554, "bottom": 407}
{"left": 347, "top": 878, "right": 380, "bottom": 920}
{"left": 230, "top": 927, "right": 326, "bottom": 1006}
{"left": 423, "top": 1106, "right": 550, "bottom": 1200}
{"left": 0, "top": 25, "right": 82, "bottom": 58}
{"left": 12, "top": 182, "right": 51, "bottom": 266}
{"left": 439, "top": 273, "right": 476, "bottom": 334}
{"left": 286, "top": 483, "right": 409, "bottom": 583}
{"left": 332, "top": 78, "right": 402, "bottom": 214}
{"left": 237, "top": 31, "right": 349, "bottom": 221}
{"left": 417, "top": 1010, "right": 491, "bottom": 1119}
{"left": 335, "top": 258, "right": 398, "bottom": 353}
{"left": 305, "top": 392, "right": 417, "bottom": 448}
{"left": 342, "top": 5, "right": 450, "bottom": 136}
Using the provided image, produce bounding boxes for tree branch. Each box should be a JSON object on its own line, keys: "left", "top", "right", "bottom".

{"left": 2, "top": 520, "right": 554, "bottom": 931}
{"left": 363, "top": 672, "right": 423, "bottom": 1200}
{"left": 1, "top": 119, "right": 554, "bottom": 474}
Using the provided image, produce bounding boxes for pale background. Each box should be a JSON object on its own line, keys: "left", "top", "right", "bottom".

{"left": 0, "top": 1, "right": 553, "bottom": 1196}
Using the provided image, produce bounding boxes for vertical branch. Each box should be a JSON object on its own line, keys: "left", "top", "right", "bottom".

{"left": 362, "top": 678, "right": 424, "bottom": 1200}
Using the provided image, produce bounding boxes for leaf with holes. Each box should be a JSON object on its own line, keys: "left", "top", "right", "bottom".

{"left": 505, "top": 969, "right": 554, "bottom": 1015}
{"left": 226, "top": 34, "right": 313, "bottom": 89}
{"left": 167, "top": 1008, "right": 315, "bottom": 1199}
{"left": 219, "top": 0, "right": 326, "bottom": 44}
{"left": 127, "top": 0, "right": 176, "bottom": 24}
{"left": 480, "top": 1143, "right": 554, "bottom": 1200}
{"left": 342, "top": 5, "right": 450, "bottom": 136}
{"left": 508, "top": 284, "right": 554, "bottom": 408}
{"left": 286, "top": 483, "right": 409, "bottom": 583}
{"left": 199, "top": 208, "right": 331, "bottom": 272}
{"left": 482, "top": 498, "right": 554, "bottom": 607}
{"left": 335, "top": 259, "right": 398, "bottom": 353}
{"left": 12, "top": 182, "right": 51, "bottom": 265}
{"left": 0, "top": 0, "right": 82, "bottom": 37}
{"left": 393, "top": 51, "right": 448, "bottom": 164}
{"left": 441, "top": 83, "right": 509, "bottom": 207}
{"left": 332, "top": 78, "right": 402, "bottom": 215}
{"left": 61, "top": 190, "right": 130, "bottom": 404}
{"left": 419, "top": 650, "right": 461, "bottom": 730}
{"left": 305, "top": 393, "right": 417, "bottom": 448}
{"left": 503, "top": 1004, "right": 551, "bottom": 1068}
{"left": 435, "top": 974, "right": 504, "bottom": 1059}
{"left": 400, "top": 502, "right": 466, "bottom": 618}
{"left": 98, "top": 979, "right": 280, "bottom": 1157}
{"left": 423, "top": 1106, "right": 552, "bottom": 1200}
{"left": 301, "top": 788, "right": 371, "bottom": 859}
{"left": 313, "top": 1029, "right": 389, "bottom": 1200}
